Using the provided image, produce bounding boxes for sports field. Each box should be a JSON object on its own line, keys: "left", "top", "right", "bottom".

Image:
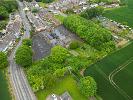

{"left": 103, "top": 0, "right": 133, "bottom": 27}
{"left": 84, "top": 42, "right": 133, "bottom": 100}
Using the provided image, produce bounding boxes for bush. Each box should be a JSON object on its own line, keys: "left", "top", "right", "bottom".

{"left": 0, "top": 52, "right": 8, "bottom": 69}
{"left": 22, "top": 39, "right": 32, "bottom": 46}
{"left": 0, "top": 21, "right": 7, "bottom": 30}
{"left": 32, "top": 8, "right": 39, "bottom": 13}
{"left": 80, "top": 6, "right": 104, "bottom": 19}
{"left": 69, "top": 41, "right": 81, "bottom": 49}
{"left": 65, "top": 8, "right": 75, "bottom": 14}
{"left": 15, "top": 45, "right": 32, "bottom": 67}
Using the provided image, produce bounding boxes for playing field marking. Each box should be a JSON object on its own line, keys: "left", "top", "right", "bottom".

{"left": 108, "top": 57, "right": 133, "bottom": 100}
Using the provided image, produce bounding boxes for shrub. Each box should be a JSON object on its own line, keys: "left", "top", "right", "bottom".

{"left": 65, "top": 8, "right": 75, "bottom": 14}
{"left": 69, "top": 41, "right": 81, "bottom": 49}
{"left": 81, "top": 6, "right": 104, "bottom": 19}
{"left": 32, "top": 8, "right": 39, "bottom": 13}
{"left": 22, "top": 39, "right": 32, "bottom": 46}
{"left": 0, "top": 21, "right": 7, "bottom": 30}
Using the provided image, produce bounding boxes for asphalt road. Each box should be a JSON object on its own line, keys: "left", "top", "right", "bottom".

{"left": 8, "top": 1, "right": 36, "bottom": 100}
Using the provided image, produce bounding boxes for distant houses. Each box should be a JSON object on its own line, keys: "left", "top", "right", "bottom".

{"left": 0, "top": 14, "right": 22, "bottom": 52}
{"left": 46, "top": 91, "right": 72, "bottom": 100}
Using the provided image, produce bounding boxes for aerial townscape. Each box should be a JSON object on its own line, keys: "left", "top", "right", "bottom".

{"left": 0, "top": 0, "right": 133, "bottom": 100}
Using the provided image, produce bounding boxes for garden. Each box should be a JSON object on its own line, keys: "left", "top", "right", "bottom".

{"left": 36, "top": 75, "right": 88, "bottom": 100}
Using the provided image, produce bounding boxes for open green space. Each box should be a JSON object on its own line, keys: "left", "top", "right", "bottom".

{"left": 84, "top": 42, "right": 133, "bottom": 100}
{"left": 36, "top": 75, "right": 87, "bottom": 100}
{"left": 0, "top": 70, "right": 11, "bottom": 100}
{"left": 103, "top": 0, "right": 133, "bottom": 27}
{"left": 114, "top": 61, "right": 133, "bottom": 99}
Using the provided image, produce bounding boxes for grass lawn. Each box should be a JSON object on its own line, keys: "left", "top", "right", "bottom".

{"left": 0, "top": 70, "right": 11, "bottom": 100}
{"left": 36, "top": 75, "right": 87, "bottom": 100}
{"left": 103, "top": 0, "right": 133, "bottom": 27}
{"left": 84, "top": 42, "right": 133, "bottom": 100}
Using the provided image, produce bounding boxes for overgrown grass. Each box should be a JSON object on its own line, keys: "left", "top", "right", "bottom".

{"left": 54, "top": 15, "right": 65, "bottom": 23}
{"left": 36, "top": 75, "right": 87, "bottom": 100}
{"left": 103, "top": 0, "right": 133, "bottom": 27}
{"left": 84, "top": 42, "right": 133, "bottom": 100}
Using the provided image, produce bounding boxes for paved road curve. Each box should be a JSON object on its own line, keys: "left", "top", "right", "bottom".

{"left": 8, "top": 1, "right": 36, "bottom": 100}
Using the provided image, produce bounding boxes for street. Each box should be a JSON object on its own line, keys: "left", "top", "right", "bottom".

{"left": 8, "top": 1, "right": 36, "bottom": 100}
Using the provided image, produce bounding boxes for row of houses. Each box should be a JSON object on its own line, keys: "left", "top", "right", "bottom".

{"left": 0, "top": 14, "right": 22, "bottom": 52}
{"left": 26, "top": 11, "right": 46, "bottom": 32}
{"left": 48, "top": 0, "right": 87, "bottom": 13}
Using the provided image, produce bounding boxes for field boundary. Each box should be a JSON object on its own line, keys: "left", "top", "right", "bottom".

{"left": 108, "top": 57, "right": 133, "bottom": 100}
{"left": 95, "top": 57, "right": 133, "bottom": 100}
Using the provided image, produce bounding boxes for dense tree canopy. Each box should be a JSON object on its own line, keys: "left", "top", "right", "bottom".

{"left": 0, "top": 0, "right": 18, "bottom": 19}
{"left": 0, "top": 0, "right": 18, "bottom": 29}
{"left": 63, "top": 15, "right": 115, "bottom": 52}
{"left": 27, "top": 46, "right": 69, "bottom": 91}
{"left": 15, "top": 45, "right": 33, "bottom": 67}
{"left": 0, "top": 6, "right": 8, "bottom": 20}
{"left": 50, "top": 45, "right": 70, "bottom": 63}
{"left": 79, "top": 76, "right": 97, "bottom": 97}
{"left": 0, "top": 52, "right": 8, "bottom": 69}
{"left": 27, "top": 45, "right": 91, "bottom": 91}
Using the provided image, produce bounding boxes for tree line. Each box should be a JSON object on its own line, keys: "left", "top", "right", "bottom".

{"left": 63, "top": 15, "right": 116, "bottom": 53}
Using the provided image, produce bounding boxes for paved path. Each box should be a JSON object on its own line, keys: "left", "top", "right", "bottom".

{"left": 8, "top": 1, "right": 36, "bottom": 100}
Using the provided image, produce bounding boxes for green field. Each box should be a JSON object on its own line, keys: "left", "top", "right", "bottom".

{"left": 84, "top": 42, "right": 133, "bottom": 100}
{"left": 0, "top": 70, "right": 11, "bottom": 100}
{"left": 103, "top": 0, "right": 133, "bottom": 27}
{"left": 36, "top": 76, "right": 87, "bottom": 100}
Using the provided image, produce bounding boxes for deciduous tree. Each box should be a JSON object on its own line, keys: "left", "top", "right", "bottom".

{"left": 79, "top": 76, "right": 97, "bottom": 97}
